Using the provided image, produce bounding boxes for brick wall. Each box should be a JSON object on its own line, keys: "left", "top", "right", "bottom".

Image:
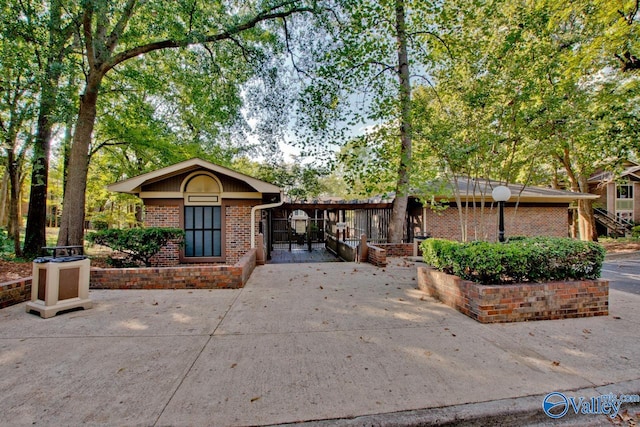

{"left": 225, "top": 203, "right": 260, "bottom": 265}
{"left": 375, "top": 243, "right": 413, "bottom": 257}
{"left": 91, "top": 249, "right": 257, "bottom": 290}
{"left": 366, "top": 244, "right": 387, "bottom": 267}
{"left": 424, "top": 205, "right": 568, "bottom": 241}
{"left": 145, "top": 204, "right": 181, "bottom": 266}
{"left": 0, "top": 277, "right": 32, "bottom": 309}
{"left": 417, "top": 267, "right": 609, "bottom": 323}
{"left": 0, "top": 250, "right": 257, "bottom": 310}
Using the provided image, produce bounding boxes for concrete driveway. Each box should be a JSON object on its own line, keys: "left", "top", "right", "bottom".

{"left": 1, "top": 259, "right": 639, "bottom": 426}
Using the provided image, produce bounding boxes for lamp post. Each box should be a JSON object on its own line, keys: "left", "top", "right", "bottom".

{"left": 492, "top": 185, "right": 511, "bottom": 243}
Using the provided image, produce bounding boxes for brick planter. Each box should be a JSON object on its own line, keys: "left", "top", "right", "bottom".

{"left": 0, "top": 250, "right": 258, "bottom": 310}
{"left": 417, "top": 266, "right": 609, "bottom": 323}
{"left": 0, "top": 277, "right": 32, "bottom": 309}
{"left": 90, "top": 249, "right": 257, "bottom": 290}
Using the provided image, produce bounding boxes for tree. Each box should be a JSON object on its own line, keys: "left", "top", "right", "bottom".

{"left": 0, "top": 12, "right": 39, "bottom": 256}
{"left": 13, "top": 0, "right": 79, "bottom": 257}
{"left": 57, "top": 0, "right": 321, "bottom": 247}
{"left": 234, "top": 157, "right": 329, "bottom": 202}
{"left": 414, "top": 0, "right": 639, "bottom": 241}
{"left": 295, "top": 0, "right": 447, "bottom": 242}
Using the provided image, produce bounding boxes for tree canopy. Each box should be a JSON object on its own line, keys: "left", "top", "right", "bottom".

{"left": 0, "top": 0, "right": 639, "bottom": 254}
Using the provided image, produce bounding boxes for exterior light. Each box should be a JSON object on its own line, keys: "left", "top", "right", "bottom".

{"left": 492, "top": 185, "right": 511, "bottom": 242}
{"left": 491, "top": 185, "right": 511, "bottom": 202}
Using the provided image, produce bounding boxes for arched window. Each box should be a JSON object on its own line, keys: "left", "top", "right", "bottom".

{"left": 185, "top": 174, "right": 220, "bottom": 193}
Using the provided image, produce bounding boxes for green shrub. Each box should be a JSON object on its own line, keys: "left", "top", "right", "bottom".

{"left": 632, "top": 225, "right": 640, "bottom": 238}
{"left": 92, "top": 219, "right": 109, "bottom": 231}
{"left": 86, "top": 227, "right": 185, "bottom": 267}
{"left": 422, "top": 236, "right": 605, "bottom": 284}
{"left": 421, "top": 239, "right": 461, "bottom": 274}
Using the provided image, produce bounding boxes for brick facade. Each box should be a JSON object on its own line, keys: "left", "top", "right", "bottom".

{"left": 417, "top": 267, "right": 609, "bottom": 323}
{"left": 423, "top": 205, "right": 568, "bottom": 241}
{"left": 224, "top": 202, "right": 261, "bottom": 265}
{"left": 145, "top": 204, "right": 181, "bottom": 266}
{"left": 142, "top": 201, "right": 261, "bottom": 267}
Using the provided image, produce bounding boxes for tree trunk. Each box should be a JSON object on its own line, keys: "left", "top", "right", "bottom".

{"left": 7, "top": 151, "right": 22, "bottom": 257}
{"left": 578, "top": 175, "right": 598, "bottom": 241}
{"left": 0, "top": 168, "right": 8, "bottom": 227}
{"left": 57, "top": 74, "right": 103, "bottom": 246}
{"left": 388, "top": 0, "right": 412, "bottom": 244}
{"left": 23, "top": 106, "right": 53, "bottom": 257}
{"left": 23, "top": 0, "right": 68, "bottom": 257}
{"left": 557, "top": 150, "right": 597, "bottom": 241}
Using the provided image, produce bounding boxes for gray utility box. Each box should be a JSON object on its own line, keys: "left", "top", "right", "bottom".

{"left": 26, "top": 246, "right": 92, "bottom": 319}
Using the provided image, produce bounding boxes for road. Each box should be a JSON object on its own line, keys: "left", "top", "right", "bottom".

{"left": 602, "top": 256, "right": 640, "bottom": 295}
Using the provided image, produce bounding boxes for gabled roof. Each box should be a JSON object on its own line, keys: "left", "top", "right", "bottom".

{"left": 437, "top": 179, "right": 598, "bottom": 203}
{"left": 588, "top": 160, "right": 640, "bottom": 184}
{"left": 108, "top": 158, "right": 282, "bottom": 194}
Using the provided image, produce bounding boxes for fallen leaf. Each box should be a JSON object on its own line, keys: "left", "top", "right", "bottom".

{"left": 529, "top": 332, "right": 535, "bottom": 336}
{"left": 319, "top": 286, "right": 323, "bottom": 290}
{"left": 582, "top": 329, "right": 591, "bottom": 334}
{"left": 152, "top": 302, "right": 159, "bottom": 306}
{"left": 613, "top": 316, "right": 621, "bottom": 320}
{"left": 250, "top": 396, "right": 261, "bottom": 402}
{"left": 619, "top": 409, "right": 631, "bottom": 422}
{"left": 551, "top": 361, "right": 560, "bottom": 366}
{"left": 230, "top": 363, "right": 237, "bottom": 369}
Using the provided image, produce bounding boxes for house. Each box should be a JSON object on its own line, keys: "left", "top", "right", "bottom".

{"left": 411, "top": 179, "right": 598, "bottom": 242}
{"left": 276, "top": 179, "right": 597, "bottom": 246}
{"left": 588, "top": 160, "right": 640, "bottom": 236}
{"left": 108, "top": 158, "right": 282, "bottom": 266}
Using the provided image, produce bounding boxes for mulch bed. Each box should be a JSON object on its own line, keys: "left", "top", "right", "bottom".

{"left": 0, "top": 257, "right": 111, "bottom": 283}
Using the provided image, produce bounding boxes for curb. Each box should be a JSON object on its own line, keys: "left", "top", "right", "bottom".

{"left": 270, "top": 380, "right": 640, "bottom": 427}
{"left": 605, "top": 251, "right": 640, "bottom": 261}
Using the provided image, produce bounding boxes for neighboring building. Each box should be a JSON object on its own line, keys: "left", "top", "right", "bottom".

{"left": 108, "top": 158, "right": 282, "bottom": 266}
{"left": 278, "top": 179, "right": 597, "bottom": 244}
{"left": 589, "top": 160, "right": 640, "bottom": 236}
{"left": 412, "top": 179, "right": 597, "bottom": 242}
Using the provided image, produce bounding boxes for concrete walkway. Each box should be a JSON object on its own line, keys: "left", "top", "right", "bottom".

{"left": 1, "top": 259, "right": 639, "bottom": 426}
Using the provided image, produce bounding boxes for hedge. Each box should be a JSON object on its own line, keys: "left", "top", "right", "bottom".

{"left": 87, "top": 227, "right": 185, "bottom": 267}
{"left": 421, "top": 237, "right": 605, "bottom": 285}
